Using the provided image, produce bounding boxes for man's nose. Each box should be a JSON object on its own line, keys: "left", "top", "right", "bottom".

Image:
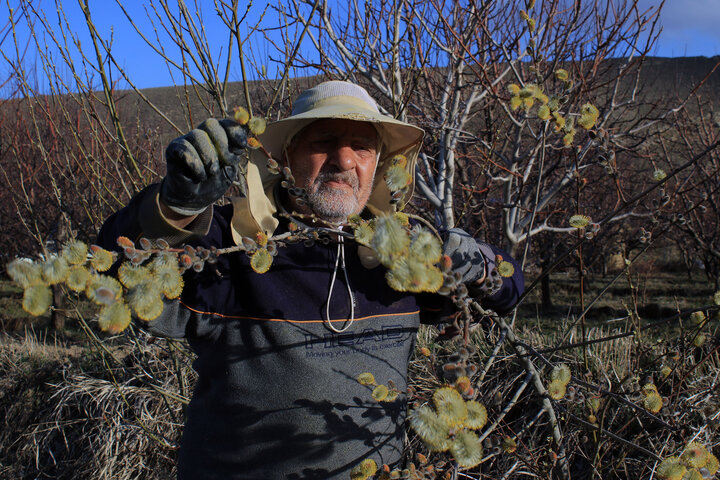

{"left": 329, "top": 143, "right": 357, "bottom": 171}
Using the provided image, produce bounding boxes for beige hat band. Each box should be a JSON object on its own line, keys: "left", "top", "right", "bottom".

{"left": 298, "top": 95, "right": 379, "bottom": 115}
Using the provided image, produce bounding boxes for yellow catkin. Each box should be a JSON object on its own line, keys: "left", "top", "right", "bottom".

{"left": 372, "top": 385, "right": 389, "bottom": 402}
{"left": 547, "top": 379, "right": 567, "bottom": 400}
{"left": 409, "top": 405, "right": 451, "bottom": 452}
{"left": 154, "top": 264, "right": 184, "bottom": 299}
{"left": 127, "top": 284, "right": 164, "bottom": 321}
{"left": 66, "top": 266, "right": 91, "bottom": 292}
{"left": 98, "top": 301, "right": 132, "bottom": 334}
{"left": 409, "top": 230, "right": 442, "bottom": 265}
{"left": 464, "top": 401, "right": 488, "bottom": 430}
{"left": 449, "top": 430, "right": 484, "bottom": 468}
{"left": 643, "top": 392, "right": 663, "bottom": 414}
{"left": 497, "top": 261, "right": 515, "bottom": 278}
{"left": 89, "top": 246, "right": 114, "bottom": 272}
{"left": 7, "top": 259, "right": 42, "bottom": 288}
{"left": 62, "top": 240, "right": 88, "bottom": 265}
{"left": 42, "top": 255, "right": 69, "bottom": 285}
{"left": 704, "top": 453, "right": 719, "bottom": 475}
{"left": 569, "top": 214, "right": 591, "bottom": 228}
{"left": 642, "top": 383, "right": 659, "bottom": 395}
{"left": 86, "top": 275, "right": 123, "bottom": 305}
{"left": 656, "top": 456, "right": 686, "bottom": 480}
{"left": 248, "top": 116, "right": 267, "bottom": 135}
{"left": 680, "top": 442, "right": 709, "bottom": 468}
{"left": 538, "top": 104, "right": 551, "bottom": 120}
{"left": 250, "top": 249, "right": 273, "bottom": 274}
{"left": 385, "top": 165, "right": 412, "bottom": 191}
{"left": 555, "top": 69, "right": 569, "bottom": 81}
{"left": 551, "top": 364, "right": 571, "bottom": 385}
{"left": 118, "top": 264, "right": 152, "bottom": 289}
{"left": 349, "top": 459, "right": 377, "bottom": 480}
{"left": 22, "top": 285, "right": 53, "bottom": 316}
{"left": 681, "top": 469, "right": 703, "bottom": 480}
{"left": 372, "top": 215, "right": 410, "bottom": 264}
{"left": 357, "top": 372, "right": 376, "bottom": 385}
{"left": 433, "top": 387, "right": 468, "bottom": 427}
{"left": 353, "top": 223, "right": 375, "bottom": 246}
{"left": 653, "top": 169, "right": 667, "bottom": 181}
{"left": 233, "top": 106, "right": 250, "bottom": 125}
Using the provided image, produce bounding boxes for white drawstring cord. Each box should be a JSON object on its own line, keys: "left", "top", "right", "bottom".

{"left": 325, "top": 235, "right": 356, "bottom": 333}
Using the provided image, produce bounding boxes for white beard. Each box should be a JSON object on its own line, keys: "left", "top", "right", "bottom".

{"left": 306, "top": 170, "right": 371, "bottom": 223}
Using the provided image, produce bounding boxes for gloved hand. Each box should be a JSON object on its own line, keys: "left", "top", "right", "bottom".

{"left": 160, "top": 118, "right": 248, "bottom": 216}
{"left": 443, "top": 228, "right": 486, "bottom": 285}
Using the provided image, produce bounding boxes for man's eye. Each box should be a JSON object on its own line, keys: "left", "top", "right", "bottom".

{"left": 353, "top": 142, "right": 374, "bottom": 151}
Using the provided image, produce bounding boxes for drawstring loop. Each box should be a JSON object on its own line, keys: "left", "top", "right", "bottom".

{"left": 325, "top": 235, "right": 356, "bottom": 333}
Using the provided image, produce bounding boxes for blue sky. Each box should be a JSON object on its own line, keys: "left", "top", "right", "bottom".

{"left": 1, "top": 0, "right": 718, "bottom": 92}
{"left": 638, "top": 0, "right": 720, "bottom": 57}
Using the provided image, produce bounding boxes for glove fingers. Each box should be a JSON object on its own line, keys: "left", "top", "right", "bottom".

{"left": 443, "top": 230, "right": 464, "bottom": 252}
{"left": 198, "top": 118, "right": 237, "bottom": 172}
{"left": 165, "top": 138, "right": 207, "bottom": 182}
{"left": 219, "top": 118, "right": 249, "bottom": 157}
{"left": 443, "top": 228, "right": 472, "bottom": 267}
{"left": 443, "top": 228, "right": 485, "bottom": 283}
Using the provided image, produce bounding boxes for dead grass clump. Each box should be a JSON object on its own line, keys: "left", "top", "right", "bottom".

{"left": 0, "top": 331, "right": 193, "bottom": 480}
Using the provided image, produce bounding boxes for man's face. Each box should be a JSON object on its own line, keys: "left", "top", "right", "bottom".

{"left": 286, "top": 119, "right": 379, "bottom": 224}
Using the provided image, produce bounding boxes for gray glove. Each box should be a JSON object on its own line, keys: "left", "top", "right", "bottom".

{"left": 160, "top": 118, "right": 248, "bottom": 216}
{"left": 443, "top": 228, "right": 486, "bottom": 284}
{"left": 443, "top": 228, "right": 507, "bottom": 298}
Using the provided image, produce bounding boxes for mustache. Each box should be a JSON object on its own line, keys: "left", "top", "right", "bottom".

{"left": 314, "top": 170, "right": 359, "bottom": 191}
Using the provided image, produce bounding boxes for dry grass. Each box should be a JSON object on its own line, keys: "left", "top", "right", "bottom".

{"left": 0, "top": 328, "right": 194, "bottom": 480}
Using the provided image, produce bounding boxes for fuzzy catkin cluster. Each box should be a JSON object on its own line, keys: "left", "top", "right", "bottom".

{"left": 656, "top": 442, "right": 719, "bottom": 480}
{"left": 232, "top": 107, "right": 267, "bottom": 149}
{"left": 641, "top": 383, "right": 664, "bottom": 414}
{"left": 547, "top": 363, "right": 572, "bottom": 400}
{"left": 508, "top": 64, "right": 599, "bottom": 147}
{"left": 408, "top": 387, "right": 489, "bottom": 469}
{"left": 7, "top": 237, "right": 193, "bottom": 334}
{"left": 346, "top": 153, "right": 447, "bottom": 293}
{"left": 349, "top": 212, "right": 444, "bottom": 293}
{"left": 356, "top": 372, "right": 401, "bottom": 403}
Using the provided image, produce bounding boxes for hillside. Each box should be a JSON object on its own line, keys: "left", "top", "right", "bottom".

{"left": 115, "top": 56, "right": 720, "bottom": 146}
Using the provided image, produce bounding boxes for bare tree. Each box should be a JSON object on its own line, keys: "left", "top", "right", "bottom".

{"left": 663, "top": 96, "right": 720, "bottom": 288}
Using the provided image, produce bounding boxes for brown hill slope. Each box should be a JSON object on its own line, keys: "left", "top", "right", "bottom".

{"left": 118, "top": 56, "right": 719, "bottom": 145}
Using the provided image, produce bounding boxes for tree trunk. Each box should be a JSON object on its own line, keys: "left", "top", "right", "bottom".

{"left": 51, "top": 286, "right": 66, "bottom": 331}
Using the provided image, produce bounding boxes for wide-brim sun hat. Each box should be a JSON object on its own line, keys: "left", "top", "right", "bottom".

{"left": 230, "top": 80, "right": 425, "bottom": 242}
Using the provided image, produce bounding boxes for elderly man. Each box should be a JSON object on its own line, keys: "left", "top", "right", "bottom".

{"left": 98, "top": 81, "right": 523, "bottom": 479}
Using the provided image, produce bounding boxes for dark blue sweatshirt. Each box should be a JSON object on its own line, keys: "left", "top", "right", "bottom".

{"left": 98, "top": 185, "right": 524, "bottom": 479}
